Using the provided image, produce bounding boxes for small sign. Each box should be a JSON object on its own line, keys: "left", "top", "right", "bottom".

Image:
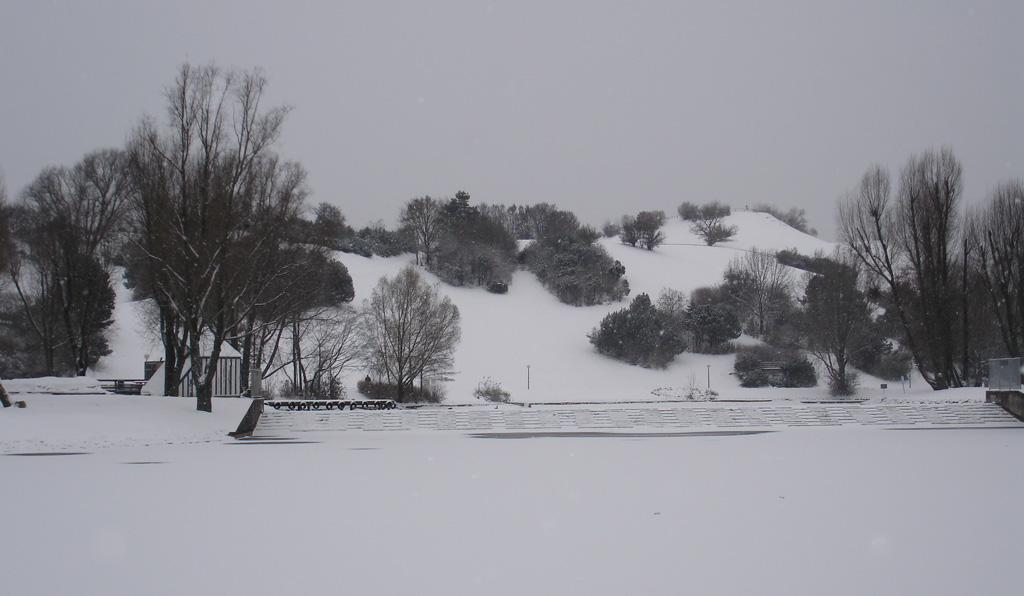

{"left": 880, "top": 384, "right": 888, "bottom": 389}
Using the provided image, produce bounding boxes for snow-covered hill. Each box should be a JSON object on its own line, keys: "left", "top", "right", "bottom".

{"left": 337, "top": 211, "right": 834, "bottom": 404}
{"left": 96, "top": 210, "right": 941, "bottom": 404}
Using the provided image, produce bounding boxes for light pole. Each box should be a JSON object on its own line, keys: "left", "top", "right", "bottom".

{"left": 527, "top": 365, "right": 531, "bottom": 390}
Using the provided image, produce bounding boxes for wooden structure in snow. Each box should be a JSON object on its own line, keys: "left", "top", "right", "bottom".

{"left": 142, "top": 340, "right": 244, "bottom": 398}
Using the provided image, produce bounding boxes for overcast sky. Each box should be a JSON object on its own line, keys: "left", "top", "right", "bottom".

{"left": 1, "top": 1, "right": 1020, "bottom": 238}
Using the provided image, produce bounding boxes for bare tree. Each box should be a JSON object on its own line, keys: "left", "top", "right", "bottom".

{"left": 363, "top": 267, "right": 460, "bottom": 402}
{"left": 797, "top": 253, "right": 871, "bottom": 395}
{"left": 278, "top": 306, "right": 363, "bottom": 398}
{"left": 691, "top": 215, "right": 736, "bottom": 246}
{"left": 243, "top": 253, "right": 354, "bottom": 396}
{"left": 0, "top": 174, "right": 12, "bottom": 405}
{"left": 399, "top": 196, "right": 441, "bottom": 265}
{"left": 9, "top": 149, "right": 129, "bottom": 375}
{"left": 310, "top": 203, "right": 352, "bottom": 249}
{"left": 0, "top": 173, "right": 8, "bottom": 268}
{"left": 723, "top": 249, "right": 793, "bottom": 338}
{"left": 620, "top": 211, "right": 666, "bottom": 250}
{"left": 126, "top": 63, "right": 304, "bottom": 411}
{"left": 839, "top": 148, "right": 969, "bottom": 389}
{"left": 899, "top": 148, "right": 965, "bottom": 386}
{"left": 970, "top": 179, "right": 1024, "bottom": 359}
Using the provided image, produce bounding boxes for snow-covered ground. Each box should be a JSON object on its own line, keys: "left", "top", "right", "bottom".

{"left": 1, "top": 391, "right": 1021, "bottom": 596}
{"left": 4, "top": 212, "right": 1020, "bottom": 595}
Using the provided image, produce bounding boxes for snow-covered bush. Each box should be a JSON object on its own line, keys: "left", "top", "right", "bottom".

{"left": 522, "top": 209, "right": 629, "bottom": 306}
{"left": 733, "top": 345, "right": 817, "bottom": 388}
{"left": 427, "top": 194, "right": 517, "bottom": 290}
{"left": 684, "top": 287, "right": 742, "bottom": 354}
{"left": 588, "top": 293, "right": 686, "bottom": 369}
{"left": 474, "top": 377, "right": 511, "bottom": 403}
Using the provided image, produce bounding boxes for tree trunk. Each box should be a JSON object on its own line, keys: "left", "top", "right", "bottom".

{"left": 239, "top": 315, "right": 254, "bottom": 396}
{"left": 0, "top": 381, "right": 11, "bottom": 408}
{"left": 196, "top": 386, "right": 213, "bottom": 412}
{"left": 291, "top": 315, "right": 302, "bottom": 396}
{"left": 195, "top": 349, "right": 213, "bottom": 413}
{"left": 184, "top": 318, "right": 211, "bottom": 412}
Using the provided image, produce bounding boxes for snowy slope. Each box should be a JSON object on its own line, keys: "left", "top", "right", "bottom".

{"left": 90, "top": 272, "right": 162, "bottom": 381}
{"left": 98, "top": 211, "right": 930, "bottom": 404}
{"left": 334, "top": 211, "right": 880, "bottom": 405}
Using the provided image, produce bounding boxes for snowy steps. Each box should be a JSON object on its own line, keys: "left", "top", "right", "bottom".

{"left": 254, "top": 402, "right": 1020, "bottom": 434}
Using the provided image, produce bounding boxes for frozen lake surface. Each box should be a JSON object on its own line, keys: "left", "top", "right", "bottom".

{"left": 3, "top": 395, "right": 1022, "bottom": 596}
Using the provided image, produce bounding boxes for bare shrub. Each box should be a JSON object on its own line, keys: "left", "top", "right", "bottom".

{"left": 474, "top": 377, "right": 512, "bottom": 403}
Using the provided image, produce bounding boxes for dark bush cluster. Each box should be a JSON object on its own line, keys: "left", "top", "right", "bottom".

{"left": 850, "top": 330, "right": 913, "bottom": 382}
{"left": 280, "top": 377, "right": 346, "bottom": 400}
{"left": 522, "top": 209, "right": 629, "bottom": 306}
{"left": 341, "top": 225, "right": 412, "bottom": 257}
{"left": 619, "top": 211, "right": 667, "bottom": 250}
{"left": 428, "top": 193, "right": 518, "bottom": 290}
{"left": 774, "top": 249, "right": 836, "bottom": 275}
{"left": 0, "top": 296, "right": 45, "bottom": 378}
{"left": 733, "top": 345, "right": 817, "bottom": 388}
{"left": 680, "top": 285, "right": 742, "bottom": 354}
{"left": 477, "top": 202, "right": 567, "bottom": 241}
{"left": 306, "top": 205, "right": 412, "bottom": 258}
{"left": 677, "top": 201, "right": 731, "bottom": 221}
{"left": 357, "top": 377, "right": 445, "bottom": 403}
{"left": 588, "top": 293, "right": 686, "bottom": 368}
{"left": 684, "top": 304, "right": 742, "bottom": 354}
{"left": 679, "top": 202, "right": 736, "bottom": 246}
{"left": 601, "top": 220, "right": 622, "bottom": 238}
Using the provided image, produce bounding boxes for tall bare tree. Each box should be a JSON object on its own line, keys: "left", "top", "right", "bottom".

{"left": 839, "top": 148, "right": 969, "bottom": 389}
{"left": 0, "top": 174, "right": 12, "bottom": 405}
{"left": 271, "top": 304, "right": 362, "bottom": 398}
{"left": 363, "top": 267, "right": 460, "bottom": 402}
{"left": 797, "top": 254, "right": 872, "bottom": 395}
{"left": 399, "top": 196, "right": 441, "bottom": 266}
{"left": 238, "top": 251, "right": 354, "bottom": 397}
{"left": 723, "top": 249, "right": 793, "bottom": 338}
{"left": 9, "top": 149, "right": 129, "bottom": 375}
{"left": 970, "top": 179, "right": 1024, "bottom": 359}
{"left": 126, "top": 63, "right": 305, "bottom": 411}
{"left": 0, "top": 174, "right": 9, "bottom": 270}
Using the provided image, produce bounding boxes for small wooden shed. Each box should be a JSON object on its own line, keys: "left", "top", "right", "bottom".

{"left": 142, "top": 340, "right": 244, "bottom": 398}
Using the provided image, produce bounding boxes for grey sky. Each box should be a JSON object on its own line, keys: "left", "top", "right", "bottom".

{"left": 1, "top": 1, "right": 1021, "bottom": 238}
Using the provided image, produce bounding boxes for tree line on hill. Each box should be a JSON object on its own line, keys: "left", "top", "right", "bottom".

{"left": 588, "top": 246, "right": 898, "bottom": 395}
{"left": 589, "top": 149, "right": 1023, "bottom": 396}
{"left": 1, "top": 63, "right": 1020, "bottom": 402}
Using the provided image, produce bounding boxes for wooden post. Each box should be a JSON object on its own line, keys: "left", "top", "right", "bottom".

{"left": 0, "top": 380, "right": 12, "bottom": 408}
